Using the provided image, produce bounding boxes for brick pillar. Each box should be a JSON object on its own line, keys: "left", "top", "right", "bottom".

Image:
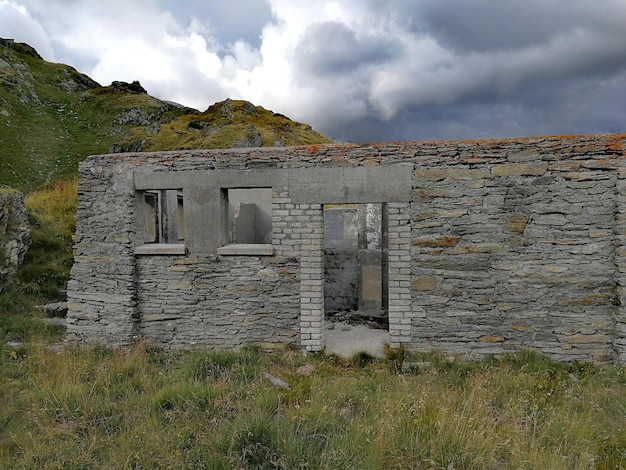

{"left": 299, "top": 204, "right": 325, "bottom": 351}
{"left": 387, "top": 202, "right": 412, "bottom": 347}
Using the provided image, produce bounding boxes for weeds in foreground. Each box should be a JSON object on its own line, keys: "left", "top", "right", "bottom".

{"left": 1, "top": 344, "right": 626, "bottom": 469}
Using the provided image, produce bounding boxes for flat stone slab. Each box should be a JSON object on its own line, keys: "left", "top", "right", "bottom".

{"left": 325, "top": 321, "right": 389, "bottom": 358}
{"left": 135, "top": 244, "right": 186, "bottom": 255}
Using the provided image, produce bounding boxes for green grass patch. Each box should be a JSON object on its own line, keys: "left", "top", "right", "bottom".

{"left": 1, "top": 345, "right": 625, "bottom": 469}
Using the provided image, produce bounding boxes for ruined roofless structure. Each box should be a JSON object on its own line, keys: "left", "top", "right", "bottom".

{"left": 67, "top": 134, "right": 626, "bottom": 363}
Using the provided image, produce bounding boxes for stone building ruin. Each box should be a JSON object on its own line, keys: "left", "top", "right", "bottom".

{"left": 67, "top": 134, "right": 626, "bottom": 363}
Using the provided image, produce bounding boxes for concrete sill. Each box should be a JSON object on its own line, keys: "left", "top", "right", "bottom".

{"left": 217, "top": 244, "right": 274, "bottom": 256}
{"left": 135, "top": 244, "right": 186, "bottom": 255}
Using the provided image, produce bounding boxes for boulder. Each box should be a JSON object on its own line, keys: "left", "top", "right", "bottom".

{"left": 0, "top": 188, "right": 30, "bottom": 292}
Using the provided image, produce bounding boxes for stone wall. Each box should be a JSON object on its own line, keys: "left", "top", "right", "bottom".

{"left": 136, "top": 254, "right": 300, "bottom": 348}
{"left": 0, "top": 188, "right": 30, "bottom": 292}
{"left": 67, "top": 134, "right": 626, "bottom": 362}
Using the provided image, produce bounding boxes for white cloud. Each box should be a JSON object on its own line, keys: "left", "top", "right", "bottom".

{"left": 0, "top": 0, "right": 54, "bottom": 59}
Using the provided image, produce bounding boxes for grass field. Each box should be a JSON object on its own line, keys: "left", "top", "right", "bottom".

{"left": 1, "top": 342, "right": 626, "bottom": 469}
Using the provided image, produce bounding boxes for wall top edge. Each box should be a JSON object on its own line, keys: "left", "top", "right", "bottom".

{"left": 81, "top": 133, "right": 626, "bottom": 166}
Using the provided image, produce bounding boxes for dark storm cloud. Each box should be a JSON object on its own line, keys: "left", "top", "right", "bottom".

{"left": 392, "top": 0, "right": 626, "bottom": 53}
{"left": 292, "top": 0, "right": 626, "bottom": 141}
{"left": 294, "top": 21, "right": 400, "bottom": 77}
{"left": 327, "top": 66, "right": 626, "bottom": 143}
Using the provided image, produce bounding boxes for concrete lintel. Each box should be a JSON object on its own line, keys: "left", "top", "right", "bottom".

{"left": 217, "top": 244, "right": 274, "bottom": 256}
{"left": 134, "top": 170, "right": 207, "bottom": 189}
{"left": 134, "top": 169, "right": 286, "bottom": 190}
{"left": 288, "top": 166, "right": 412, "bottom": 203}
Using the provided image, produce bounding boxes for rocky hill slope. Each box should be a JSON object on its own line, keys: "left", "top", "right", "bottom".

{"left": 0, "top": 39, "right": 330, "bottom": 193}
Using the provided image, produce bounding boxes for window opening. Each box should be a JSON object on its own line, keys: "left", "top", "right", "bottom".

{"left": 216, "top": 187, "right": 274, "bottom": 256}
{"left": 144, "top": 191, "right": 161, "bottom": 243}
{"left": 142, "top": 189, "right": 184, "bottom": 244}
{"left": 226, "top": 188, "right": 272, "bottom": 245}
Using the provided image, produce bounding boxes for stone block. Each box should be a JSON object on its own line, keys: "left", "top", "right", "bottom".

{"left": 414, "top": 168, "right": 447, "bottom": 182}
{"left": 561, "top": 334, "right": 611, "bottom": 344}
{"left": 412, "top": 276, "right": 438, "bottom": 291}
{"left": 591, "top": 351, "right": 613, "bottom": 362}
{"left": 511, "top": 325, "right": 533, "bottom": 332}
{"left": 506, "top": 214, "right": 530, "bottom": 234}
{"left": 491, "top": 163, "right": 548, "bottom": 177}
{"left": 446, "top": 168, "right": 491, "bottom": 180}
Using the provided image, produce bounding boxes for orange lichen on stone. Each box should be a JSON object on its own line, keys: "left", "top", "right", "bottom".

{"left": 605, "top": 135, "right": 626, "bottom": 154}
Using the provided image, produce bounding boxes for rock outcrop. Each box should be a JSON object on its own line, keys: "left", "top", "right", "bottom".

{"left": 0, "top": 188, "right": 30, "bottom": 292}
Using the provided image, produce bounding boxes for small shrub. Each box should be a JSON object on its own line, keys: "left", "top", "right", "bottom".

{"left": 351, "top": 351, "right": 375, "bottom": 368}
{"left": 383, "top": 343, "right": 406, "bottom": 371}
{"left": 225, "top": 416, "right": 284, "bottom": 469}
{"left": 152, "top": 383, "right": 217, "bottom": 415}
{"left": 496, "top": 349, "right": 565, "bottom": 374}
{"left": 182, "top": 349, "right": 261, "bottom": 384}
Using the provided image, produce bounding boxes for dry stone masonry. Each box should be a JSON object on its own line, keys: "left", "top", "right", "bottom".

{"left": 67, "top": 134, "right": 626, "bottom": 363}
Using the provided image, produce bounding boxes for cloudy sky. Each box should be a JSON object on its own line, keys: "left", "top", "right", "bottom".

{"left": 1, "top": 0, "right": 626, "bottom": 143}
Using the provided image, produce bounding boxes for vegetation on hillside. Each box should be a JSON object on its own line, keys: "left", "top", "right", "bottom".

{"left": 1, "top": 345, "right": 626, "bottom": 469}
{"left": 0, "top": 39, "right": 330, "bottom": 193}
{"left": 1, "top": 41, "right": 98, "bottom": 191}
{"left": 114, "top": 98, "right": 329, "bottom": 152}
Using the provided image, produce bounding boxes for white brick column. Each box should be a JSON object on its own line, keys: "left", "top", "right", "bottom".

{"left": 387, "top": 202, "right": 412, "bottom": 347}
{"left": 299, "top": 204, "right": 325, "bottom": 351}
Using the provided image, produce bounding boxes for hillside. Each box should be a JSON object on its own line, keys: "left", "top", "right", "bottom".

{"left": 0, "top": 39, "right": 330, "bottom": 193}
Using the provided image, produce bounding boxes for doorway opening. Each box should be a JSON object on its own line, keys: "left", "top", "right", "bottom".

{"left": 323, "top": 203, "right": 389, "bottom": 355}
